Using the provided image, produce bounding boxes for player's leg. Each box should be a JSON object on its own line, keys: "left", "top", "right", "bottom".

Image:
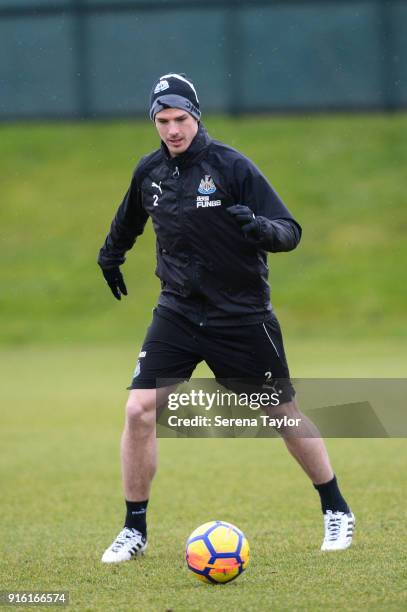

{"left": 102, "top": 386, "right": 174, "bottom": 564}
{"left": 262, "top": 395, "right": 333, "bottom": 483}
{"left": 283, "top": 434, "right": 333, "bottom": 485}
{"left": 267, "top": 396, "right": 355, "bottom": 551}
{"left": 102, "top": 307, "right": 202, "bottom": 563}
{"left": 121, "top": 387, "right": 174, "bottom": 501}
{"left": 204, "top": 314, "right": 355, "bottom": 551}
{"left": 256, "top": 313, "right": 355, "bottom": 551}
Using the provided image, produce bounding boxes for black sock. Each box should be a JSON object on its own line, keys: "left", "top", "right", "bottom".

{"left": 313, "top": 475, "right": 350, "bottom": 514}
{"left": 124, "top": 499, "right": 148, "bottom": 537}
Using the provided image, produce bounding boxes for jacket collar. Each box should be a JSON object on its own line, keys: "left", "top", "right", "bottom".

{"left": 161, "top": 122, "right": 211, "bottom": 170}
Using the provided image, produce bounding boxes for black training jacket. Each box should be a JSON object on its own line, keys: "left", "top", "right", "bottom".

{"left": 98, "top": 123, "right": 302, "bottom": 326}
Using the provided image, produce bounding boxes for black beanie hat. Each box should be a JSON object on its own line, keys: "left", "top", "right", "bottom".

{"left": 149, "top": 73, "right": 201, "bottom": 121}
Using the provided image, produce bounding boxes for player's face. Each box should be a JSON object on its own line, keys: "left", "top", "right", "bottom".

{"left": 155, "top": 108, "right": 198, "bottom": 157}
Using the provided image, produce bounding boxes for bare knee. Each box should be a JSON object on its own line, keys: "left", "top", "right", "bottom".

{"left": 125, "top": 390, "right": 157, "bottom": 432}
{"left": 266, "top": 397, "right": 322, "bottom": 438}
{"left": 266, "top": 397, "right": 301, "bottom": 419}
{"left": 265, "top": 397, "right": 306, "bottom": 437}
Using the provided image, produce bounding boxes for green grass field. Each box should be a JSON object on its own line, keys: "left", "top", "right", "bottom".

{"left": 1, "top": 347, "right": 407, "bottom": 611}
{"left": 1, "top": 114, "right": 406, "bottom": 610}
{"left": 1, "top": 113, "right": 406, "bottom": 345}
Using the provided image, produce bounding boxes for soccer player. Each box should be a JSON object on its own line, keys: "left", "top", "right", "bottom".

{"left": 98, "top": 73, "right": 355, "bottom": 563}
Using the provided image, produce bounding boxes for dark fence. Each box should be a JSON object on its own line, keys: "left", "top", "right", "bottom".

{"left": 0, "top": 0, "right": 406, "bottom": 120}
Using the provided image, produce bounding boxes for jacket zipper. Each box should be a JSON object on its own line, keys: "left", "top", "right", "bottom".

{"left": 173, "top": 164, "right": 184, "bottom": 245}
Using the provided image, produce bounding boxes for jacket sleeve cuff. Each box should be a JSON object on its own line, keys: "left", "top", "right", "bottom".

{"left": 256, "top": 217, "right": 302, "bottom": 252}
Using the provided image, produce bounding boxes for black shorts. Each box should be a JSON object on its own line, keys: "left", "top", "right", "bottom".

{"left": 128, "top": 306, "right": 295, "bottom": 404}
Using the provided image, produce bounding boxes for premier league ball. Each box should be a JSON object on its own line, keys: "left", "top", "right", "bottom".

{"left": 185, "top": 520, "right": 250, "bottom": 584}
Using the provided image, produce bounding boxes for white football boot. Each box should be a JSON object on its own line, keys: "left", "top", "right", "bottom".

{"left": 321, "top": 510, "right": 355, "bottom": 551}
{"left": 101, "top": 527, "right": 147, "bottom": 563}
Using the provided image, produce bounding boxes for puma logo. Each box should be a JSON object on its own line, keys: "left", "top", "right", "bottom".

{"left": 152, "top": 181, "right": 162, "bottom": 195}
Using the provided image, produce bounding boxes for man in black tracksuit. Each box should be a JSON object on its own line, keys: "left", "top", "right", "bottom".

{"left": 98, "top": 73, "right": 354, "bottom": 563}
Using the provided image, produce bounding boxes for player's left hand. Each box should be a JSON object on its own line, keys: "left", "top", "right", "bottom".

{"left": 101, "top": 266, "right": 128, "bottom": 300}
{"left": 227, "top": 204, "right": 261, "bottom": 239}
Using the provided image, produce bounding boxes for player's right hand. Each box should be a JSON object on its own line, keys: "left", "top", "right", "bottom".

{"left": 101, "top": 266, "right": 128, "bottom": 300}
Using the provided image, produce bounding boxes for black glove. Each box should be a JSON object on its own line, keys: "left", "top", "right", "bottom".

{"left": 101, "top": 266, "right": 128, "bottom": 301}
{"left": 227, "top": 204, "right": 261, "bottom": 240}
